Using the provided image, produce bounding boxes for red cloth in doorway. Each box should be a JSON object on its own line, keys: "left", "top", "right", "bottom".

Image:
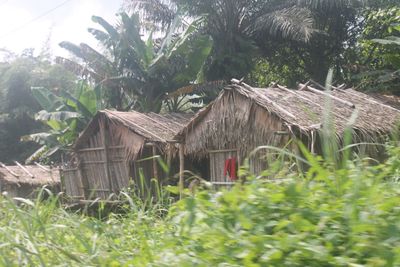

{"left": 223, "top": 157, "right": 237, "bottom": 180}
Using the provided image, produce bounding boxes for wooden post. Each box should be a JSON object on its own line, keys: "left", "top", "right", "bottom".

{"left": 14, "top": 161, "right": 34, "bottom": 178}
{"left": 101, "top": 122, "right": 113, "bottom": 195}
{"left": 179, "top": 143, "right": 184, "bottom": 199}
{"left": 166, "top": 144, "right": 172, "bottom": 175}
{"left": 0, "top": 162, "right": 19, "bottom": 178}
{"left": 152, "top": 145, "right": 159, "bottom": 181}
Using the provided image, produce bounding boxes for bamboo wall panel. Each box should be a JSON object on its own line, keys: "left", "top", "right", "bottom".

{"left": 108, "top": 147, "right": 130, "bottom": 191}
{"left": 132, "top": 148, "right": 171, "bottom": 200}
{"left": 62, "top": 168, "right": 84, "bottom": 198}
{"left": 80, "top": 130, "right": 110, "bottom": 199}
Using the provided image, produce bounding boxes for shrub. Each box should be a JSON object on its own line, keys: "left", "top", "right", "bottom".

{"left": 154, "top": 152, "right": 400, "bottom": 266}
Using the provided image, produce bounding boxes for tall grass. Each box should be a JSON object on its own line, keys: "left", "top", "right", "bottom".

{"left": 1, "top": 143, "right": 400, "bottom": 266}
{"left": 0, "top": 186, "right": 172, "bottom": 266}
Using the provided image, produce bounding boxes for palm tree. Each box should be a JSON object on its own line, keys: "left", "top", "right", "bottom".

{"left": 126, "top": 0, "right": 316, "bottom": 80}
{"left": 59, "top": 12, "right": 212, "bottom": 112}
{"left": 127, "top": 0, "right": 389, "bottom": 83}
{"left": 244, "top": 0, "right": 383, "bottom": 83}
{"left": 291, "top": 0, "right": 371, "bottom": 83}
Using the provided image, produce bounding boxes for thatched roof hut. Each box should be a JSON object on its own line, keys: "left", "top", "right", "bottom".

{"left": 0, "top": 163, "right": 60, "bottom": 198}
{"left": 63, "top": 110, "right": 192, "bottom": 200}
{"left": 176, "top": 80, "right": 400, "bottom": 184}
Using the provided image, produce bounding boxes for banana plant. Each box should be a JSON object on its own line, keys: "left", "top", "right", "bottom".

{"left": 23, "top": 81, "right": 100, "bottom": 162}
{"left": 58, "top": 12, "right": 213, "bottom": 112}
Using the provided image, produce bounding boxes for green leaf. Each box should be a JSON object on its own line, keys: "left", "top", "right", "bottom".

{"left": 372, "top": 36, "right": 400, "bottom": 46}
{"left": 31, "top": 87, "right": 61, "bottom": 111}
{"left": 35, "top": 110, "right": 80, "bottom": 122}
{"left": 78, "top": 90, "right": 97, "bottom": 116}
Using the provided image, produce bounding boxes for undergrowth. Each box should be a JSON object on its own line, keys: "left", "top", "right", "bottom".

{"left": 0, "top": 143, "right": 400, "bottom": 266}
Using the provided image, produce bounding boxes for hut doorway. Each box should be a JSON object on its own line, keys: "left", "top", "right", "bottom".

{"left": 209, "top": 149, "right": 238, "bottom": 186}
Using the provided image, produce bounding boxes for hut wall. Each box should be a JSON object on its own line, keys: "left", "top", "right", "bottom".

{"left": 62, "top": 167, "right": 84, "bottom": 199}
{"left": 108, "top": 146, "right": 130, "bottom": 191}
{"left": 76, "top": 124, "right": 131, "bottom": 199}
{"left": 79, "top": 129, "right": 111, "bottom": 199}
{"left": 184, "top": 91, "right": 292, "bottom": 178}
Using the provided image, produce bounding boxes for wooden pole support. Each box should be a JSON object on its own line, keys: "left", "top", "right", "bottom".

{"left": 101, "top": 122, "right": 113, "bottom": 195}
{"left": 14, "top": 161, "right": 34, "bottom": 178}
{"left": 0, "top": 162, "right": 19, "bottom": 178}
{"left": 34, "top": 162, "right": 51, "bottom": 172}
{"left": 179, "top": 143, "right": 185, "bottom": 199}
{"left": 152, "top": 145, "right": 159, "bottom": 181}
{"left": 301, "top": 83, "right": 356, "bottom": 108}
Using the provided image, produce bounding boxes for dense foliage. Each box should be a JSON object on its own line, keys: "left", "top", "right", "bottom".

{"left": 352, "top": 7, "right": 400, "bottom": 93}
{"left": 23, "top": 81, "right": 100, "bottom": 162}
{"left": 59, "top": 12, "right": 212, "bottom": 112}
{"left": 0, "top": 51, "right": 76, "bottom": 163}
{"left": 127, "top": 0, "right": 400, "bottom": 91}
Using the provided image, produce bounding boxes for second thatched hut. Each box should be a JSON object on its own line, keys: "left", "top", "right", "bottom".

{"left": 175, "top": 80, "right": 400, "bottom": 185}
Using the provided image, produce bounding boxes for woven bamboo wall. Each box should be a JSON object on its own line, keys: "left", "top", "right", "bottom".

{"left": 70, "top": 122, "right": 130, "bottom": 200}
{"left": 62, "top": 167, "right": 84, "bottom": 199}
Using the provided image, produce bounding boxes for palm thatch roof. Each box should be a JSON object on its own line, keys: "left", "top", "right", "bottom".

{"left": 177, "top": 80, "right": 400, "bottom": 156}
{"left": 0, "top": 163, "right": 60, "bottom": 186}
{"left": 369, "top": 93, "right": 400, "bottom": 110}
{"left": 75, "top": 110, "right": 192, "bottom": 160}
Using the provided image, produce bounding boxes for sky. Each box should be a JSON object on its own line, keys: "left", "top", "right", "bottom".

{"left": 0, "top": 0, "right": 124, "bottom": 58}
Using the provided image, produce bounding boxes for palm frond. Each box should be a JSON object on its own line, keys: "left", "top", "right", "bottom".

{"left": 372, "top": 36, "right": 400, "bottom": 46}
{"left": 124, "top": 0, "right": 177, "bottom": 28}
{"left": 166, "top": 80, "right": 225, "bottom": 99}
{"left": 55, "top": 57, "right": 101, "bottom": 80}
{"left": 253, "top": 7, "right": 315, "bottom": 42}
{"left": 298, "top": 0, "right": 368, "bottom": 11}
{"left": 35, "top": 110, "right": 80, "bottom": 122}
{"left": 59, "top": 41, "right": 85, "bottom": 59}
{"left": 92, "top": 15, "right": 120, "bottom": 41}
{"left": 87, "top": 28, "right": 112, "bottom": 47}
{"left": 79, "top": 43, "right": 115, "bottom": 77}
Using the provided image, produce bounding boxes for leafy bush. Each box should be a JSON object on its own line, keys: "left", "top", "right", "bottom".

{"left": 154, "top": 150, "right": 400, "bottom": 266}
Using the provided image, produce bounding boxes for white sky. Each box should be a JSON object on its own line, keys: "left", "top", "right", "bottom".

{"left": 0, "top": 0, "right": 123, "bottom": 58}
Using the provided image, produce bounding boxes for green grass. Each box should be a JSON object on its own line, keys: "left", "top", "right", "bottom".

{"left": 0, "top": 143, "right": 400, "bottom": 266}
{"left": 0, "top": 189, "right": 170, "bottom": 266}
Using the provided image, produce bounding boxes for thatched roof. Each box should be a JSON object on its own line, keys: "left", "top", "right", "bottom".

{"left": 0, "top": 163, "right": 60, "bottom": 186}
{"left": 369, "top": 93, "right": 400, "bottom": 110}
{"left": 77, "top": 110, "right": 192, "bottom": 146}
{"left": 75, "top": 110, "right": 192, "bottom": 160}
{"left": 178, "top": 80, "right": 400, "bottom": 142}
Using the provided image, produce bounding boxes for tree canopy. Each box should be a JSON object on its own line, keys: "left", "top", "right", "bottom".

{"left": 0, "top": 50, "right": 76, "bottom": 163}
{"left": 1, "top": 1, "right": 400, "bottom": 163}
